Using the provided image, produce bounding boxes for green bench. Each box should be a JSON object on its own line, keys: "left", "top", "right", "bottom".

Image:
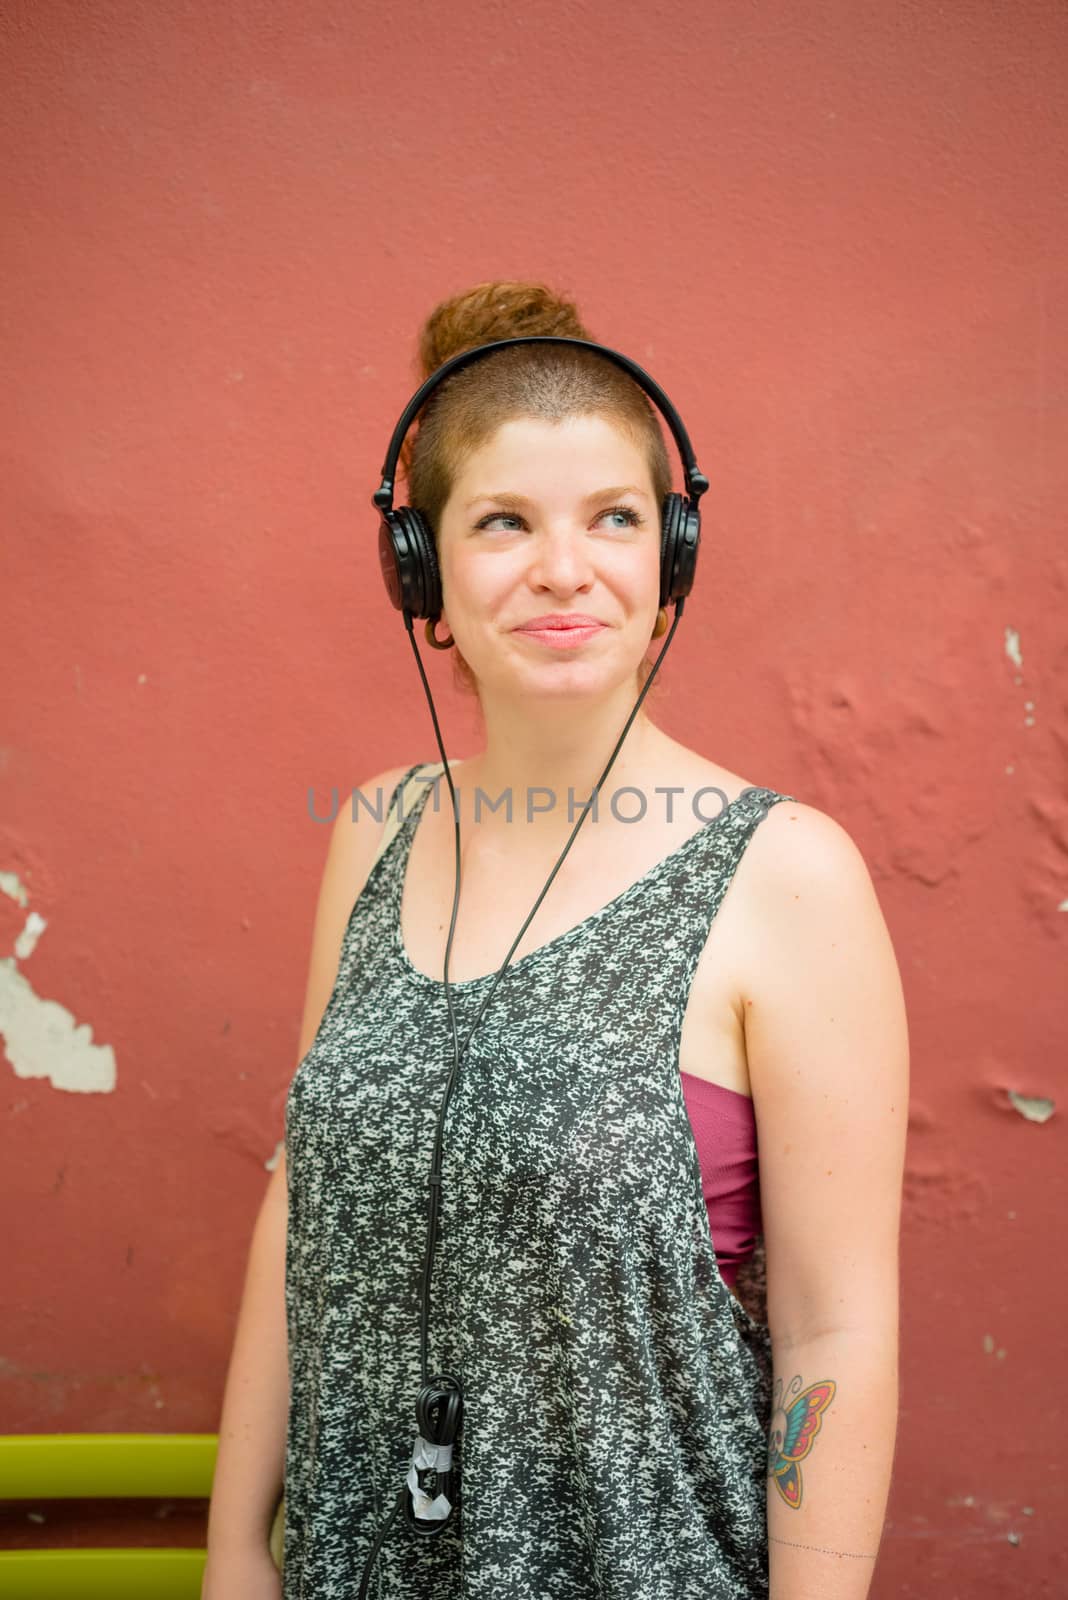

{"left": 0, "top": 1433, "right": 220, "bottom": 1599}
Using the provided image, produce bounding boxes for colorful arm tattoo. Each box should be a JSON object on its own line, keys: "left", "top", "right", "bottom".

{"left": 766, "top": 1372, "right": 836, "bottom": 1510}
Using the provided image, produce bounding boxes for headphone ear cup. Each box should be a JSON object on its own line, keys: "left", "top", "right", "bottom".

{"left": 659, "top": 493, "right": 701, "bottom": 607}
{"left": 378, "top": 507, "right": 443, "bottom": 620}
{"left": 658, "top": 492, "right": 693, "bottom": 604}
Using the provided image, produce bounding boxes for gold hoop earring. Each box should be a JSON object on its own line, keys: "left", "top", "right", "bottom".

{"left": 424, "top": 617, "right": 455, "bottom": 650}
{"left": 651, "top": 606, "right": 669, "bottom": 640}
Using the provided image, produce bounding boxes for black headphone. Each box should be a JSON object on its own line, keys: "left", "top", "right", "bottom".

{"left": 372, "top": 335, "right": 710, "bottom": 621}
{"left": 355, "top": 335, "right": 709, "bottom": 1598}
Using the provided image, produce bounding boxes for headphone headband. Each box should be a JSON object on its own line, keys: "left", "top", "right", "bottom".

{"left": 372, "top": 335, "right": 710, "bottom": 515}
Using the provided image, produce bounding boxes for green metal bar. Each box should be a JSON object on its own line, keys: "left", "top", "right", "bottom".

{"left": 0, "top": 1548, "right": 208, "bottom": 1599}
{"left": 0, "top": 1434, "right": 218, "bottom": 1499}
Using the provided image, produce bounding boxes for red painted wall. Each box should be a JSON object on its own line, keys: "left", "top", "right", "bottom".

{"left": 1, "top": 2, "right": 1065, "bottom": 1591}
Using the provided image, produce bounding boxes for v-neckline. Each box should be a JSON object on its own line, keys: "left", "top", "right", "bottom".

{"left": 393, "top": 768, "right": 767, "bottom": 990}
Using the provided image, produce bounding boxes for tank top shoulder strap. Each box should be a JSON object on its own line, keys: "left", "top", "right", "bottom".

{"left": 369, "top": 760, "right": 449, "bottom": 872}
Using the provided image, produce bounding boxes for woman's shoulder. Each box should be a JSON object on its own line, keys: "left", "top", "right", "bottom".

{"left": 663, "top": 743, "right": 862, "bottom": 883}
{"left": 354, "top": 760, "right": 425, "bottom": 820}
{"left": 350, "top": 756, "right": 457, "bottom": 813}
{"left": 647, "top": 743, "right": 789, "bottom": 816}
{"left": 721, "top": 773, "right": 878, "bottom": 936}
{"left": 326, "top": 761, "right": 425, "bottom": 875}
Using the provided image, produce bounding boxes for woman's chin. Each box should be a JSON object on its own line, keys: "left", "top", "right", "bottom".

{"left": 479, "top": 659, "right": 643, "bottom": 704}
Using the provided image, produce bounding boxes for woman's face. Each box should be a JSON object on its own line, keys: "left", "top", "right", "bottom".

{"left": 436, "top": 413, "right": 661, "bottom": 703}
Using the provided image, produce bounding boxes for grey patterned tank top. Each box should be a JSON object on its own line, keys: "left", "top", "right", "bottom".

{"left": 283, "top": 761, "right": 796, "bottom": 1599}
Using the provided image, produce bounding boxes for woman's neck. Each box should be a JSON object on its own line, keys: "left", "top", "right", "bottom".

{"left": 450, "top": 692, "right": 672, "bottom": 834}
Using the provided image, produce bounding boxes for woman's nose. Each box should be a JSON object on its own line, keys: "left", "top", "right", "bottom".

{"left": 527, "top": 523, "right": 594, "bottom": 593}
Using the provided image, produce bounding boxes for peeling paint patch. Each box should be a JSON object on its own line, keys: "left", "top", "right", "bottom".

{"left": 1058, "top": 899, "right": 1068, "bottom": 912}
{"left": 0, "top": 958, "right": 116, "bottom": 1092}
{"left": 1004, "top": 626, "right": 1023, "bottom": 670}
{"left": 1007, "top": 1090, "right": 1055, "bottom": 1123}
{"left": 0, "top": 871, "right": 30, "bottom": 909}
{"left": 13, "top": 911, "right": 47, "bottom": 961}
{"left": 265, "top": 1138, "right": 284, "bottom": 1172}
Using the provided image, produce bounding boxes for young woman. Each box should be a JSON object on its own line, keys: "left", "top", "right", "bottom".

{"left": 203, "top": 281, "right": 908, "bottom": 1600}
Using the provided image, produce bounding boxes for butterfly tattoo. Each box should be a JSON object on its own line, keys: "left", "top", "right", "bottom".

{"left": 767, "top": 1374, "right": 836, "bottom": 1509}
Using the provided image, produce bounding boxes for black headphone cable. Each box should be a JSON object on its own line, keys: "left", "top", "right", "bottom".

{"left": 356, "top": 597, "right": 686, "bottom": 1596}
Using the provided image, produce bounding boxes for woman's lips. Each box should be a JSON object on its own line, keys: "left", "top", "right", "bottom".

{"left": 513, "top": 620, "right": 607, "bottom": 650}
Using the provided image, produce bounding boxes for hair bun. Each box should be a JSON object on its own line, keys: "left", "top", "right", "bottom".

{"left": 416, "top": 280, "right": 594, "bottom": 380}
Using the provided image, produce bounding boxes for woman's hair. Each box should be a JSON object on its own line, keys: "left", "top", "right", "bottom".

{"left": 402, "top": 280, "right": 673, "bottom": 698}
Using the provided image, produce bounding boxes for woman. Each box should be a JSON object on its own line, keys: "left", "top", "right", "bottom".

{"left": 203, "top": 281, "right": 908, "bottom": 1600}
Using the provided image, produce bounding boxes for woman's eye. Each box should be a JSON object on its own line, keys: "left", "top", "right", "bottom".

{"left": 474, "top": 505, "right": 643, "bottom": 532}
{"left": 601, "top": 506, "right": 642, "bottom": 529}
{"left": 476, "top": 513, "right": 525, "bottom": 532}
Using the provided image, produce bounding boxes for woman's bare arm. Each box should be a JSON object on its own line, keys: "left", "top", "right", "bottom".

{"left": 202, "top": 765, "right": 412, "bottom": 1585}
{"left": 741, "top": 802, "right": 909, "bottom": 1600}
{"left": 202, "top": 1154, "right": 291, "bottom": 1567}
